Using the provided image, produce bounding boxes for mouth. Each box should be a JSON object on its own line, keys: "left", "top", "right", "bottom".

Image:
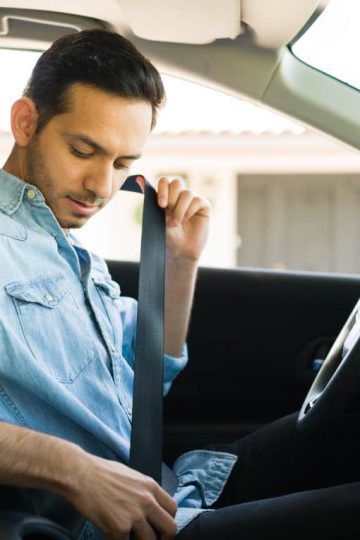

{"left": 65, "top": 197, "right": 99, "bottom": 216}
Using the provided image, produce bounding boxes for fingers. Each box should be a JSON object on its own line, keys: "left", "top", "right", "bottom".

{"left": 147, "top": 507, "right": 177, "bottom": 539}
{"left": 70, "top": 455, "right": 177, "bottom": 540}
{"left": 168, "top": 189, "right": 195, "bottom": 226}
{"left": 104, "top": 490, "right": 176, "bottom": 540}
{"left": 146, "top": 477, "right": 177, "bottom": 533}
{"left": 157, "top": 177, "right": 185, "bottom": 211}
{"left": 157, "top": 176, "right": 170, "bottom": 208}
{"left": 182, "top": 194, "right": 210, "bottom": 221}
{"left": 157, "top": 176, "right": 210, "bottom": 226}
{"left": 132, "top": 519, "right": 158, "bottom": 540}
{"left": 153, "top": 482, "right": 177, "bottom": 518}
{"left": 127, "top": 476, "right": 177, "bottom": 539}
{"left": 166, "top": 178, "right": 185, "bottom": 212}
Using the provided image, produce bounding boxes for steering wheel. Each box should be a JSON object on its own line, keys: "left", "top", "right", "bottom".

{"left": 298, "top": 299, "right": 360, "bottom": 431}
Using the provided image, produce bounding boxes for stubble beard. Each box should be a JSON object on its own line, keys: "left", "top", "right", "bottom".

{"left": 24, "top": 138, "right": 83, "bottom": 230}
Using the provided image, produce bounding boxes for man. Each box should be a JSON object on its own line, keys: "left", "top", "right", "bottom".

{"left": 1, "top": 27, "right": 360, "bottom": 540}
{"left": 0, "top": 28, "right": 212, "bottom": 539}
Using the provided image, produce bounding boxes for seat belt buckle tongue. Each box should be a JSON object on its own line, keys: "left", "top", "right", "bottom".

{"left": 161, "top": 462, "right": 179, "bottom": 496}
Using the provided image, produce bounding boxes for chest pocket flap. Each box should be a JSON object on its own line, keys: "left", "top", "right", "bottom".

{"left": 4, "top": 273, "right": 94, "bottom": 383}
{"left": 5, "top": 273, "right": 69, "bottom": 308}
{"left": 92, "top": 277, "right": 121, "bottom": 299}
{"left": 0, "top": 216, "right": 27, "bottom": 241}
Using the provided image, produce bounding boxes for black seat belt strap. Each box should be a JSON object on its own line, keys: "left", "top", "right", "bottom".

{"left": 121, "top": 175, "right": 178, "bottom": 496}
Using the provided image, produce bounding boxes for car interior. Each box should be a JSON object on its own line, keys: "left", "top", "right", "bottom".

{"left": 0, "top": 0, "right": 360, "bottom": 537}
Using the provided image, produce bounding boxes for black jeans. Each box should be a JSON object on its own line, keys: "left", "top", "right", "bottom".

{"left": 176, "top": 412, "right": 360, "bottom": 539}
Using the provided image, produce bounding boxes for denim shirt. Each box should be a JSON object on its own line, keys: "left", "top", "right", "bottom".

{"left": 0, "top": 169, "right": 237, "bottom": 538}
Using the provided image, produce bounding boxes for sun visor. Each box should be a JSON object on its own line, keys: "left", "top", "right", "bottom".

{"left": 120, "top": 0, "right": 242, "bottom": 44}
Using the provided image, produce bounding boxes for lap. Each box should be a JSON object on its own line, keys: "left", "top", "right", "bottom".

{"left": 177, "top": 412, "right": 360, "bottom": 539}
{"left": 177, "top": 481, "right": 360, "bottom": 540}
{"left": 210, "top": 412, "right": 360, "bottom": 506}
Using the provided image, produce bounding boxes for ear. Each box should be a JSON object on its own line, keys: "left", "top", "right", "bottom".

{"left": 10, "top": 97, "right": 39, "bottom": 147}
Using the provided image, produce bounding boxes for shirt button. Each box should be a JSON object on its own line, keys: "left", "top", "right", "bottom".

{"left": 27, "top": 189, "right": 36, "bottom": 200}
{"left": 110, "top": 344, "right": 116, "bottom": 353}
{"left": 44, "top": 293, "right": 54, "bottom": 302}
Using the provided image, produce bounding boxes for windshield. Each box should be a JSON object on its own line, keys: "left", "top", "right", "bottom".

{"left": 291, "top": 0, "right": 360, "bottom": 91}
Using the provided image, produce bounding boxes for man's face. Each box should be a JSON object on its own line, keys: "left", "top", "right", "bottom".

{"left": 23, "top": 83, "right": 152, "bottom": 229}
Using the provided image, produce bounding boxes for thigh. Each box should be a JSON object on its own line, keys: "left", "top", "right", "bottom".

{"left": 177, "top": 481, "right": 360, "bottom": 540}
{"left": 210, "top": 412, "right": 360, "bottom": 506}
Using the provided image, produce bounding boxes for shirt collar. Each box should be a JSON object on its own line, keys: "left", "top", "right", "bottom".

{"left": 0, "top": 168, "right": 45, "bottom": 215}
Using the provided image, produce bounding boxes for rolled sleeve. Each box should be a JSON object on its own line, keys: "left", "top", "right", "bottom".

{"left": 120, "top": 296, "right": 188, "bottom": 394}
{"left": 163, "top": 343, "right": 188, "bottom": 395}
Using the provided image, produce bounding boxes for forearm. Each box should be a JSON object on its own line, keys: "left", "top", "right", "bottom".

{"left": 0, "top": 421, "right": 84, "bottom": 497}
{"left": 156, "top": 176, "right": 210, "bottom": 357}
{"left": 0, "top": 422, "right": 177, "bottom": 536}
{"left": 164, "top": 254, "right": 198, "bottom": 357}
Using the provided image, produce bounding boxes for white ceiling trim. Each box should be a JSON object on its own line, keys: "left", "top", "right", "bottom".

{"left": 0, "top": 0, "right": 330, "bottom": 48}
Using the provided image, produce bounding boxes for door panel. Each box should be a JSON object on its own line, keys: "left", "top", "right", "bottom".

{"left": 108, "top": 260, "right": 360, "bottom": 460}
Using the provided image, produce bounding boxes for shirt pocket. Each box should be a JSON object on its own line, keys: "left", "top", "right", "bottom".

{"left": 5, "top": 273, "right": 95, "bottom": 383}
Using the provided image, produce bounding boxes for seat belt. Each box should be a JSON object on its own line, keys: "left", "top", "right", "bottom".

{"left": 121, "top": 175, "right": 178, "bottom": 496}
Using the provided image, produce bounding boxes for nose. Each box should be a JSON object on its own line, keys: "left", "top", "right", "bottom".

{"left": 83, "top": 162, "right": 114, "bottom": 201}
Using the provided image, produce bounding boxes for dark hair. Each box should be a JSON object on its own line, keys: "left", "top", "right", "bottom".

{"left": 23, "top": 29, "right": 165, "bottom": 131}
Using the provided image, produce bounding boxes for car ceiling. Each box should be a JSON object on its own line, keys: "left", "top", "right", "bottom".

{"left": 0, "top": 0, "right": 359, "bottom": 152}
{"left": 0, "top": 0, "right": 326, "bottom": 48}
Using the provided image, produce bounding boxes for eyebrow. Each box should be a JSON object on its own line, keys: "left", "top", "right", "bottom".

{"left": 62, "top": 132, "right": 142, "bottom": 160}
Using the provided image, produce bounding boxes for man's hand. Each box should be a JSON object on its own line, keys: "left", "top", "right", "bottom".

{"left": 156, "top": 176, "right": 211, "bottom": 262}
{"left": 0, "top": 423, "right": 175, "bottom": 539}
{"left": 144, "top": 175, "right": 211, "bottom": 356}
{"left": 66, "top": 452, "right": 177, "bottom": 540}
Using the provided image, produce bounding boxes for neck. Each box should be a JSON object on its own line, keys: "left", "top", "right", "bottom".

{"left": 3, "top": 146, "right": 25, "bottom": 181}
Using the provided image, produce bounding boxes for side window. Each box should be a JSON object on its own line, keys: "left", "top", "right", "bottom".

{"left": 1, "top": 50, "right": 360, "bottom": 274}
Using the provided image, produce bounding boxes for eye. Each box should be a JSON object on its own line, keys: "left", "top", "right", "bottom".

{"left": 70, "top": 145, "right": 94, "bottom": 158}
{"left": 114, "top": 161, "right": 129, "bottom": 171}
